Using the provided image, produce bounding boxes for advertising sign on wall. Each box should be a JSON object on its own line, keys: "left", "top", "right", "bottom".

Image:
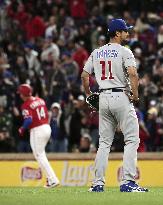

{"left": 0, "top": 160, "right": 163, "bottom": 187}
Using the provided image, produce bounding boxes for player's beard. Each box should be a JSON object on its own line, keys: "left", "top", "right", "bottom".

{"left": 121, "top": 38, "right": 129, "bottom": 46}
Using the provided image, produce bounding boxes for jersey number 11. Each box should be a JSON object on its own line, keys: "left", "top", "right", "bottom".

{"left": 100, "top": 60, "right": 114, "bottom": 80}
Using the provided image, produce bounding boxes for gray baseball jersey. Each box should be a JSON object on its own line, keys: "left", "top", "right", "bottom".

{"left": 83, "top": 43, "right": 137, "bottom": 90}
{"left": 84, "top": 43, "right": 140, "bottom": 187}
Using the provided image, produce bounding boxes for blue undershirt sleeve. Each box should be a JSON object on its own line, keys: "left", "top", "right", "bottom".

{"left": 22, "top": 117, "right": 32, "bottom": 130}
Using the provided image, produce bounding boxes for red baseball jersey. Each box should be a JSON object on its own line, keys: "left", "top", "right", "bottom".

{"left": 21, "top": 96, "right": 49, "bottom": 129}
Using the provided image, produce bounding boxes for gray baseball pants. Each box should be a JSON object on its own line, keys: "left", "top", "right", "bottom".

{"left": 92, "top": 90, "right": 140, "bottom": 186}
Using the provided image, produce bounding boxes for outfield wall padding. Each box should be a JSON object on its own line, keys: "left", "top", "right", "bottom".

{"left": 0, "top": 152, "right": 163, "bottom": 160}
{"left": 0, "top": 153, "right": 163, "bottom": 187}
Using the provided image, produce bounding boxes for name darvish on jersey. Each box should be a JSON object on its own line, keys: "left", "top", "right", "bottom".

{"left": 83, "top": 43, "right": 137, "bottom": 90}
{"left": 96, "top": 49, "right": 118, "bottom": 59}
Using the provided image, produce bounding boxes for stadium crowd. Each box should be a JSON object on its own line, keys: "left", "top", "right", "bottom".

{"left": 0, "top": 0, "right": 163, "bottom": 153}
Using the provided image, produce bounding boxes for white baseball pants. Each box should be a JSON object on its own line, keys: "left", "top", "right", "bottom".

{"left": 30, "top": 124, "right": 59, "bottom": 184}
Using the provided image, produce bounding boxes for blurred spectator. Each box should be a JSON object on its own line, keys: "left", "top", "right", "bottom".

{"left": 59, "top": 16, "right": 78, "bottom": 46}
{"left": 133, "top": 47, "right": 143, "bottom": 71}
{"left": 157, "top": 121, "right": 163, "bottom": 151}
{"left": 157, "top": 95, "right": 163, "bottom": 123}
{"left": 7, "top": 2, "right": 29, "bottom": 31}
{"left": 24, "top": 10, "right": 46, "bottom": 40}
{"left": 48, "top": 102, "right": 68, "bottom": 152}
{"left": 0, "top": 1, "right": 8, "bottom": 35}
{"left": 72, "top": 41, "right": 89, "bottom": 78}
{"left": 61, "top": 51, "right": 79, "bottom": 86}
{"left": 22, "top": 42, "right": 43, "bottom": 96}
{"left": 157, "top": 24, "right": 163, "bottom": 46}
{"left": 0, "top": 70, "right": 17, "bottom": 109}
{"left": 45, "top": 16, "right": 58, "bottom": 39}
{"left": 17, "top": 130, "right": 31, "bottom": 153}
{"left": 136, "top": 107, "right": 150, "bottom": 152}
{"left": 0, "top": 104, "right": 15, "bottom": 152}
{"left": 47, "top": 60, "right": 67, "bottom": 105}
{"left": 69, "top": 0, "right": 87, "bottom": 19}
{"left": 75, "top": 23, "right": 92, "bottom": 52}
{"left": 14, "top": 55, "right": 28, "bottom": 83}
{"left": 91, "top": 26, "right": 103, "bottom": 50}
{"left": 97, "top": 35, "right": 106, "bottom": 47}
{"left": 0, "top": 49, "right": 9, "bottom": 73}
{"left": 139, "top": 73, "right": 158, "bottom": 111}
{"left": 79, "top": 133, "right": 91, "bottom": 152}
{"left": 0, "top": 127, "right": 15, "bottom": 152}
{"left": 68, "top": 95, "right": 86, "bottom": 151}
{"left": 145, "top": 107, "right": 158, "bottom": 151}
{"left": 23, "top": 42, "right": 41, "bottom": 78}
{"left": 135, "top": 12, "right": 151, "bottom": 33}
{"left": 86, "top": 110, "right": 99, "bottom": 149}
{"left": 41, "top": 36, "right": 60, "bottom": 62}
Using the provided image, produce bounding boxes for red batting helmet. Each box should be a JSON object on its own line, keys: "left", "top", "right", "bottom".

{"left": 17, "top": 84, "right": 32, "bottom": 97}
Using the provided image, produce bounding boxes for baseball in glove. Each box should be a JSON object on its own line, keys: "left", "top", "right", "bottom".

{"left": 86, "top": 93, "right": 99, "bottom": 111}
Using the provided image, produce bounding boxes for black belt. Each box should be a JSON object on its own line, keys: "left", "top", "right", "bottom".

{"left": 99, "top": 88, "right": 124, "bottom": 93}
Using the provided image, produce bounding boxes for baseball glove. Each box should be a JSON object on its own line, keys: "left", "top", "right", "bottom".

{"left": 86, "top": 93, "right": 99, "bottom": 111}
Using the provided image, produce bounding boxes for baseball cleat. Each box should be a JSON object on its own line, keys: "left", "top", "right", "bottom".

{"left": 120, "top": 181, "right": 149, "bottom": 192}
{"left": 44, "top": 180, "right": 60, "bottom": 188}
{"left": 88, "top": 185, "right": 104, "bottom": 192}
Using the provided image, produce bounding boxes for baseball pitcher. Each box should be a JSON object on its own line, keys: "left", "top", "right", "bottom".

{"left": 81, "top": 19, "right": 148, "bottom": 192}
{"left": 18, "top": 84, "right": 59, "bottom": 188}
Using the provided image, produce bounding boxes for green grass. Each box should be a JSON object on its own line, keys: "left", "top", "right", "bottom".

{"left": 0, "top": 187, "right": 163, "bottom": 205}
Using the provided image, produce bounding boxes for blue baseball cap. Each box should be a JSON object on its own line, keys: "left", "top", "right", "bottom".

{"left": 108, "top": 19, "right": 133, "bottom": 32}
